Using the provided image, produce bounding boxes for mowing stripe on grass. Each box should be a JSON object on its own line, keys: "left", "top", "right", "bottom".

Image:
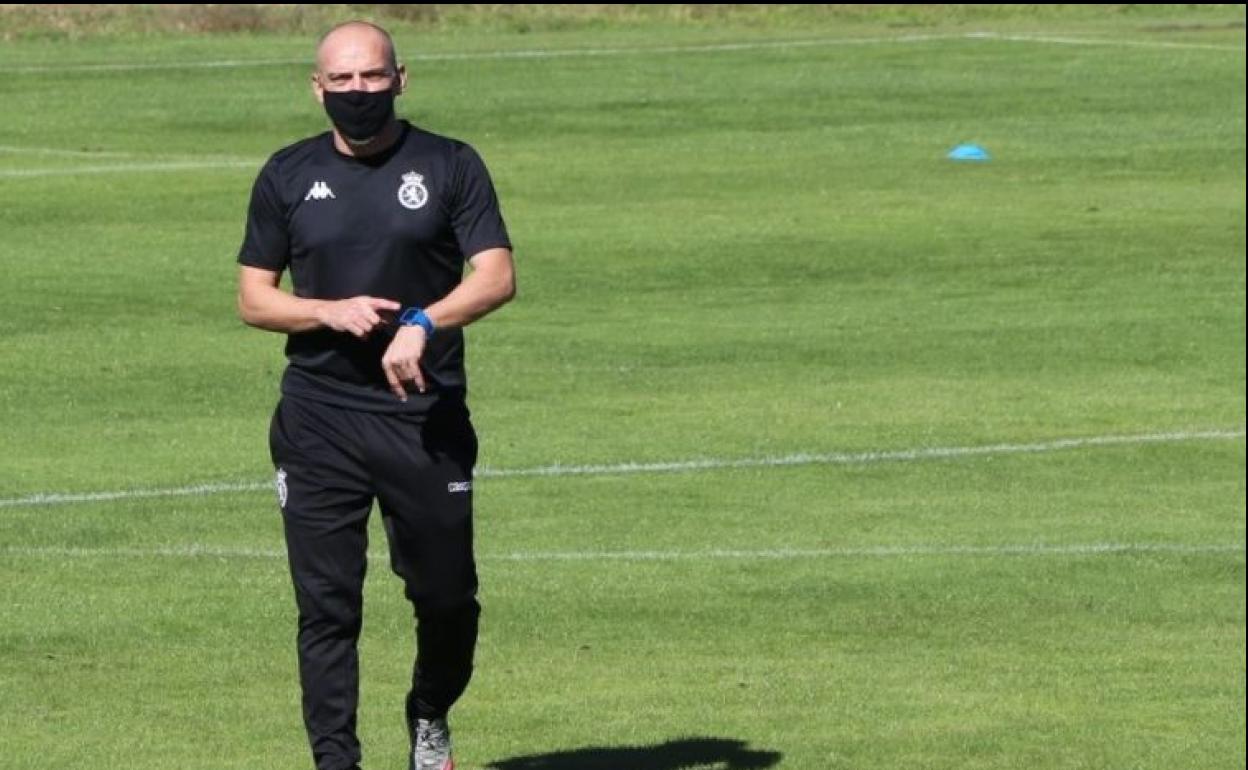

{"left": 2, "top": 31, "right": 1239, "bottom": 75}
{"left": 1, "top": 427, "right": 1242, "bottom": 510}
{"left": 0, "top": 542, "right": 1242, "bottom": 562}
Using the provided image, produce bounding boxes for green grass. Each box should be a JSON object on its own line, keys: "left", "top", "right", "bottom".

{"left": 0, "top": 5, "right": 1244, "bottom": 769}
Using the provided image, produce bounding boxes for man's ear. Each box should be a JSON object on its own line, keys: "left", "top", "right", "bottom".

{"left": 311, "top": 71, "right": 325, "bottom": 105}
{"left": 396, "top": 64, "right": 408, "bottom": 96}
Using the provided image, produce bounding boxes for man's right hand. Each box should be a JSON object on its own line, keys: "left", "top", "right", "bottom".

{"left": 314, "top": 296, "right": 401, "bottom": 338}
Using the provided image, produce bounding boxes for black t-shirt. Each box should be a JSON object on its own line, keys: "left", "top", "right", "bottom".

{"left": 238, "top": 121, "right": 511, "bottom": 413}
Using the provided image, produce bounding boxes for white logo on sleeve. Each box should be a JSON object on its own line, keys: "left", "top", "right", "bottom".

{"left": 397, "top": 171, "right": 429, "bottom": 210}
{"left": 304, "top": 180, "right": 336, "bottom": 201}
{"left": 276, "top": 468, "right": 289, "bottom": 508}
{"left": 447, "top": 481, "right": 472, "bottom": 494}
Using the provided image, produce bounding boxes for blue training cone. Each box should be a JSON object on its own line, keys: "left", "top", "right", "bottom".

{"left": 947, "top": 143, "right": 991, "bottom": 161}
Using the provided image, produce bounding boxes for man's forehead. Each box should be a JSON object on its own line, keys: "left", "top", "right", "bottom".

{"left": 317, "top": 27, "right": 392, "bottom": 71}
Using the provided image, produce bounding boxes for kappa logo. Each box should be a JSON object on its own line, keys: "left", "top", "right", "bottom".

{"left": 304, "top": 180, "right": 336, "bottom": 201}
{"left": 275, "top": 468, "right": 289, "bottom": 508}
{"left": 397, "top": 171, "right": 429, "bottom": 210}
{"left": 447, "top": 481, "right": 473, "bottom": 494}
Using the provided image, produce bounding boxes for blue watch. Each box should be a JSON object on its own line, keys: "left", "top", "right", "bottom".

{"left": 398, "top": 307, "right": 435, "bottom": 337}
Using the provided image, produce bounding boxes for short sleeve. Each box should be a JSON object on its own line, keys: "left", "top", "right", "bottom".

{"left": 238, "top": 159, "right": 290, "bottom": 271}
{"left": 450, "top": 144, "right": 512, "bottom": 259}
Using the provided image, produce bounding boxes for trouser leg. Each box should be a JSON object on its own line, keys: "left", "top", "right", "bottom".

{"left": 271, "top": 397, "right": 373, "bottom": 770}
{"left": 368, "top": 401, "right": 481, "bottom": 725}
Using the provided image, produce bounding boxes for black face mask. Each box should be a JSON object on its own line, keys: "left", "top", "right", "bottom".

{"left": 323, "top": 89, "right": 395, "bottom": 144}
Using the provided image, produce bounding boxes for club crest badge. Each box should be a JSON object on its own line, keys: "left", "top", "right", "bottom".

{"left": 275, "top": 468, "right": 288, "bottom": 509}
{"left": 397, "top": 171, "right": 429, "bottom": 210}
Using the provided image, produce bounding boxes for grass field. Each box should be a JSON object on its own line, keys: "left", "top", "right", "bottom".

{"left": 0, "top": 5, "right": 1244, "bottom": 769}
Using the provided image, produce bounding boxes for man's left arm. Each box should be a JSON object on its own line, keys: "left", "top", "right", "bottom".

{"left": 426, "top": 247, "right": 516, "bottom": 330}
{"left": 380, "top": 247, "right": 515, "bottom": 400}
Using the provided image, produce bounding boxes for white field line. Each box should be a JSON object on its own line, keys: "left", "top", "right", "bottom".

{"left": 6, "top": 57, "right": 310, "bottom": 74}
{"left": 0, "top": 144, "right": 142, "bottom": 158}
{"left": 966, "top": 31, "right": 1246, "bottom": 53}
{"left": 2, "top": 31, "right": 1239, "bottom": 75}
{"left": 0, "top": 159, "right": 258, "bottom": 179}
{"left": 472, "top": 429, "right": 1247, "bottom": 479}
{"left": 0, "top": 542, "right": 1241, "bottom": 563}
{"left": 0, "top": 427, "right": 1242, "bottom": 510}
{"left": 0, "top": 35, "right": 956, "bottom": 74}
{"left": 0, "top": 144, "right": 258, "bottom": 162}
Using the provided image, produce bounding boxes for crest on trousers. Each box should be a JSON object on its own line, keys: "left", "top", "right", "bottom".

{"left": 275, "top": 468, "right": 288, "bottom": 509}
{"left": 397, "top": 171, "right": 429, "bottom": 210}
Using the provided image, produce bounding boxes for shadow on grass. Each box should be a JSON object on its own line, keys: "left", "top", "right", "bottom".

{"left": 486, "top": 736, "right": 782, "bottom": 770}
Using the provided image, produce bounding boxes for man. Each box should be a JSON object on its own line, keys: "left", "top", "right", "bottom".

{"left": 236, "top": 20, "right": 515, "bottom": 770}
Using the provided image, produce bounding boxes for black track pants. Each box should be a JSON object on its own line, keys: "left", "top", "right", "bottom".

{"left": 269, "top": 395, "right": 480, "bottom": 770}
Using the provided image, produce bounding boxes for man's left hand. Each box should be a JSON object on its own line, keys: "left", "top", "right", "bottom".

{"left": 381, "top": 326, "right": 428, "bottom": 400}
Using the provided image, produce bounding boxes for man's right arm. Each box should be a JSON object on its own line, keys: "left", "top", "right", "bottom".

{"left": 237, "top": 265, "right": 399, "bottom": 338}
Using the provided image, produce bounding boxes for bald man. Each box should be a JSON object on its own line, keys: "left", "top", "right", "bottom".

{"left": 237, "top": 20, "right": 515, "bottom": 770}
